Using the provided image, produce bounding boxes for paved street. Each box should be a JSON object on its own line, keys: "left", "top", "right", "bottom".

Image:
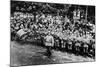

{"left": 10, "top": 41, "right": 94, "bottom": 66}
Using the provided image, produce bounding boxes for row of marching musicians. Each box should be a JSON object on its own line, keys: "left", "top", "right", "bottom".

{"left": 43, "top": 33, "right": 95, "bottom": 59}
{"left": 52, "top": 37, "right": 95, "bottom": 58}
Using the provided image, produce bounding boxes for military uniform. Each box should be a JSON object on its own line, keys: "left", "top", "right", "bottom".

{"left": 44, "top": 33, "right": 54, "bottom": 58}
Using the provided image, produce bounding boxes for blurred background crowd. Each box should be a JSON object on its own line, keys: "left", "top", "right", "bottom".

{"left": 10, "top": 1, "right": 95, "bottom": 59}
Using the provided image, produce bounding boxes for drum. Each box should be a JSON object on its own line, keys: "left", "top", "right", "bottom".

{"left": 16, "top": 29, "right": 27, "bottom": 37}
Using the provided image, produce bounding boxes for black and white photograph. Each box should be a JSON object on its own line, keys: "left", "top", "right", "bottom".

{"left": 10, "top": 0, "right": 95, "bottom": 66}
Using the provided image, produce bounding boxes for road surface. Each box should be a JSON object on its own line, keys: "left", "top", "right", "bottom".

{"left": 10, "top": 41, "right": 94, "bottom": 66}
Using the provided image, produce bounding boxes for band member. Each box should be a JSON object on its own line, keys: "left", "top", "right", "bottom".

{"left": 60, "top": 38, "right": 66, "bottom": 51}
{"left": 75, "top": 42, "right": 81, "bottom": 55}
{"left": 44, "top": 31, "right": 54, "bottom": 58}
{"left": 55, "top": 39, "right": 60, "bottom": 50}
{"left": 83, "top": 43, "right": 89, "bottom": 56}
{"left": 62, "top": 40, "right": 66, "bottom": 49}
{"left": 67, "top": 40, "right": 73, "bottom": 52}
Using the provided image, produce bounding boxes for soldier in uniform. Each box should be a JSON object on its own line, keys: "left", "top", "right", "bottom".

{"left": 44, "top": 31, "right": 54, "bottom": 58}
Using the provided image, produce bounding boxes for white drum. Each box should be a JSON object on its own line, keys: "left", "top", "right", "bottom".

{"left": 16, "top": 29, "right": 27, "bottom": 37}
